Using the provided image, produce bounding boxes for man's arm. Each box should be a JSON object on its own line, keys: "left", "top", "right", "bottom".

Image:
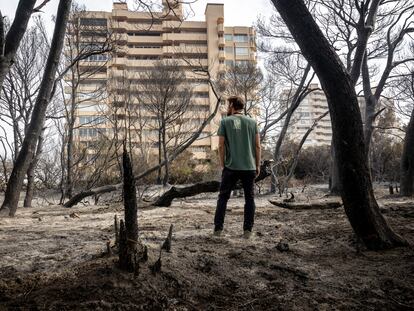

{"left": 218, "top": 136, "right": 225, "bottom": 170}
{"left": 255, "top": 133, "right": 261, "bottom": 176}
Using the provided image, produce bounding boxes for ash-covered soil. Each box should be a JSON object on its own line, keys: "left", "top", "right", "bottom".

{"left": 0, "top": 190, "right": 413, "bottom": 311}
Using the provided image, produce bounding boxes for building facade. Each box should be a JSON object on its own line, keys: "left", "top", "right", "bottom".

{"left": 68, "top": 1, "right": 257, "bottom": 161}
{"left": 287, "top": 83, "right": 396, "bottom": 147}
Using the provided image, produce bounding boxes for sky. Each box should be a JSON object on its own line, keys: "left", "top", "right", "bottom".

{"left": 2, "top": 0, "right": 275, "bottom": 35}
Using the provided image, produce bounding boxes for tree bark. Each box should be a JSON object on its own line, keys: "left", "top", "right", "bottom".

{"left": 0, "top": 0, "right": 37, "bottom": 90}
{"left": 153, "top": 161, "right": 272, "bottom": 207}
{"left": 23, "top": 127, "right": 45, "bottom": 208}
{"left": 1, "top": 0, "right": 72, "bottom": 217}
{"left": 272, "top": 0, "right": 407, "bottom": 250}
{"left": 66, "top": 74, "right": 77, "bottom": 199}
{"left": 400, "top": 107, "right": 414, "bottom": 196}
{"left": 329, "top": 144, "right": 342, "bottom": 195}
{"left": 161, "top": 124, "right": 169, "bottom": 186}
{"left": 118, "top": 148, "right": 139, "bottom": 272}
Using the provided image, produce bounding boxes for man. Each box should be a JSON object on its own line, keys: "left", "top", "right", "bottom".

{"left": 214, "top": 96, "right": 261, "bottom": 239}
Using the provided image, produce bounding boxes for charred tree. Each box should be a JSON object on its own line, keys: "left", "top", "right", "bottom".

{"left": 64, "top": 94, "right": 222, "bottom": 208}
{"left": 271, "top": 0, "right": 407, "bottom": 250}
{"left": 118, "top": 149, "right": 139, "bottom": 272}
{"left": 0, "top": 0, "right": 37, "bottom": 90}
{"left": 23, "top": 127, "right": 46, "bottom": 208}
{"left": 0, "top": 0, "right": 72, "bottom": 216}
{"left": 400, "top": 107, "right": 414, "bottom": 196}
{"left": 153, "top": 161, "right": 272, "bottom": 207}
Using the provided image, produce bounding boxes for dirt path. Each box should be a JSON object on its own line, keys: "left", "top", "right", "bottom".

{"left": 0, "top": 195, "right": 413, "bottom": 310}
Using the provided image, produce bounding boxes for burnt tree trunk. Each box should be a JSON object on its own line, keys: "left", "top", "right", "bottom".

{"left": 329, "top": 144, "right": 342, "bottom": 195}
{"left": 118, "top": 149, "right": 139, "bottom": 272}
{"left": 153, "top": 161, "right": 272, "bottom": 207}
{"left": 272, "top": 0, "right": 407, "bottom": 250}
{"left": 1, "top": 0, "right": 72, "bottom": 217}
{"left": 0, "top": 0, "right": 37, "bottom": 90}
{"left": 23, "top": 127, "right": 46, "bottom": 208}
{"left": 400, "top": 107, "right": 414, "bottom": 196}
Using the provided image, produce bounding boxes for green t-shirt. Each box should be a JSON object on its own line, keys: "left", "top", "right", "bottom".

{"left": 217, "top": 114, "right": 258, "bottom": 171}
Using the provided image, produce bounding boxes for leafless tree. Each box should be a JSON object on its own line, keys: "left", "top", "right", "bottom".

{"left": 135, "top": 60, "right": 193, "bottom": 185}
{"left": 219, "top": 62, "right": 263, "bottom": 114}
{"left": 272, "top": 0, "right": 407, "bottom": 250}
{"left": 256, "top": 13, "right": 319, "bottom": 193}
{"left": 391, "top": 68, "right": 414, "bottom": 196}
{"left": 1, "top": 0, "right": 73, "bottom": 217}
{"left": 62, "top": 2, "right": 114, "bottom": 199}
{"left": 309, "top": 0, "right": 414, "bottom": 193}
{"left": 0, "top": 0, "right": 43, "bottom": 89}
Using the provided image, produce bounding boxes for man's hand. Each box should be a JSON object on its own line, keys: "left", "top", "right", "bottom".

{"left": 255, "top": 167, "right": 260, "bottom": 178}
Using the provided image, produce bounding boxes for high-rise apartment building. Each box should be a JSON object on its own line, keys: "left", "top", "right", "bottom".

{"left": 286, "top": 83, "right": 396, "bottom": 147}
{"left": 69, "top": 1, "right": 257, "bottom": 161}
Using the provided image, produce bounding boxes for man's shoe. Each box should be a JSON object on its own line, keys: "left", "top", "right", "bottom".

{"left": 213, "top": 230, "right": 223, "bottom": 237}
{"left": 243, "top": 230, "right": 253, "bottom": 239}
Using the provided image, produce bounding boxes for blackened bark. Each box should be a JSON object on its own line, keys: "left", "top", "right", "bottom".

{"left": 161, "top": 125, "right": 169, "bottom": 186}
{"left": 272, "top": 0, "right": 407, "bottom": 250}
{"left": 0, "top": 0, "right": 37, "bottom": 90}
{"left": 400, "top": 107, "right": 414, "bottom": 196}
{"left": 118, "top": 149, "right": 139, "bottom": 272}
{"left": 329, "top": 144, "right": 342, "bottom": 195}
{"left": 153, "top": 161, "right": 272, "bottom": 207}
{"left": 1, "top": 0, "right": 72, "bottom": 216}
{"left": 23, "top": 127, "right": 45, "bottom": 208}
{"left": 66, "top": 75, "right": 77, "bottom": 199}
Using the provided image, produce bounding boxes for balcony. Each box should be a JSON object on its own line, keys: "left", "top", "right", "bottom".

{"left": 162, "top": 45, "right": 208, "bottom": 55}
{"left": 218, "top": 37, "right": 225, "bottom": 47}
{"left": 217, "top": 23, "right": 224, "bottom": 34}
{"left": 128, "top": 47, "right": 162, "bottom": 55}
{"left": 218, "top": 51, "right": 225, "bottom": 60}
{"left": 162, "top": 33, "right": 207, "bottom": 43}
{"left": 128, "top": 36, "right": 162, "bottom": 44}
{"left": 110, "top": 57, "right": 127, "bottom": 68}
{"left": 111, "top": 21, "right": 128, "bottom": 31}
{"left": 114, "top": 33, "right": 128, "bottom": 44}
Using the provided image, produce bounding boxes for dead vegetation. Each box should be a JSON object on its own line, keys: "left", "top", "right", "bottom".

{"left": 0, "top": 189, "right": 413, "bottom": 310}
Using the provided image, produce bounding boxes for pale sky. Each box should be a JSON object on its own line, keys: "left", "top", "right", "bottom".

{"left": 2, "top": 0, "right": 275, "bottom": 35}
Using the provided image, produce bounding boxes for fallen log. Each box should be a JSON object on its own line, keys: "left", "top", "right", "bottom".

{"left": 153, "top": 161, "right": 272, "bottom": 207}
{"left": 269, "top": 199, "right": 343, "bottom": 210}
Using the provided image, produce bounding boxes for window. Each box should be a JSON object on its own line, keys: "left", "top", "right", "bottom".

{"left": 194, "top": 93, "right": 209, "bottom": 98}
{"left": 85, "top": 54, "right": 108, "bottom": 62}
{"left": 235, "top": 47, "right": 249, "bottom": 56}
{"left": 224, "top": 34, "right": 233, "bottom": 41}
{"left": 79, "top": 116, "right": 106, "bottom": 125}
{"left": 219, "top": 60, "right": 224, "bottom": 64}
{"left": 234, "top": 34, "right": 248, "bottom": 42}
{"left": 78, "top": 128, "right": 98, "bottom": 137}
{"left": 235, "top": 60, "right": 249, "bottom": 66}
{"left": 225, "top": 47, "right": 233, "bottom": 54}
{"left": 80, "top": 18, "right": 107, "bottom": 27}
{"left": 219, "top": 46, "right": 224, "bottom": 51}
{"left": 225, "top": 60, "right": 234, "bottom": 66}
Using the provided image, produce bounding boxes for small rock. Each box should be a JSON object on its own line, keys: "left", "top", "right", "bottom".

{"left": 276, "top": 240, "right": 289, "bottom": 252}
{"left": 69, "top": 212, "right": 80, "bottom": 218}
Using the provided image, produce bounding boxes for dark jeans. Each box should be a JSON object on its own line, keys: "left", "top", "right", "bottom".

{"left": 214, "top": 167, "right": 256, "bottom": 232}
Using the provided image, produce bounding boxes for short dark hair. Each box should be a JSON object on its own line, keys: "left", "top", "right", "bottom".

{"left": 228, "top": 96, "right": 245, "bottom": 111}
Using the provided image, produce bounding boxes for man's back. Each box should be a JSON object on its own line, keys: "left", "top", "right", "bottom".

{"left": 218, "top": 115, "right": 258, "bottom": 171}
